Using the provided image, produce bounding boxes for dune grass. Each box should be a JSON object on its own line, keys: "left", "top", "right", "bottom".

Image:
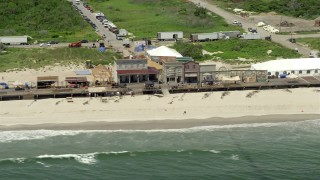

{"left": 0, "top": 0, "right": 100, "bottom": 43}
{"left": 86, "top": 0, "right": 242, "bottom": 39}
{"left": 200, "top": 39, "right": 301, "bottom": 63}
{"left": 296, "top": 38, "right": 320, "bottom": 50}
{"left": 0, "top": 47, "right": 121, "bottom": 72}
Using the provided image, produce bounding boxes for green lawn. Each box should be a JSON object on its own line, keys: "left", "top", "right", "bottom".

{"left": 86, "top": 0, "right": 242, "bottom": 39}
{"left": 296, "top": 38, "right": 320, "bottom": 50}
{"left": 199, "top": 39, "right": 301, "bottom": 63}
{"left": 0, "top": 47, "right": 121, "bottom": 72}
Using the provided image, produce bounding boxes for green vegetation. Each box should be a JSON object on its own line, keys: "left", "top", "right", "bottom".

{"left": 0, "top": 47, "right": 121, "bottom": 72}
{"left": 173, "top": 42, "right": 203, "bottom": 60}
{"left": 211, "top": 0, "right": 320, "bottom": 19}
{"left": 0, "top": 0, "right": 99, "bottom": 42}
{"left": 86, "top": 0, "right": 242, "bottom": 39}
{"left": 296, "top": 38, "right": 320, "bottom": 50}
{"left": 172, "top": 40, "right": 301, "bottom": 63}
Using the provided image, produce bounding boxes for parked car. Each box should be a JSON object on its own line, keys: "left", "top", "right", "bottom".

{"left": 233, "top": 20, "right": 242, "bottom": 27}
{"left": 80, "top": 40, "right": 89, "bottom": 43}
{"left": 40, "top": 43, "right": 51, "bottom": 47}
{"left": 69, "top": 42, "right": 81, "bottom": 47}
{"left": 48, "top": 40, "right": 59, "bottom": 44}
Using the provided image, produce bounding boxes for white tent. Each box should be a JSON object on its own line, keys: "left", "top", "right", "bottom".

{"left": 251, "top": 58, "right": 320, "bottom": 76}
{"left": 146, "top": 46, "right": 183, "bottom": 57}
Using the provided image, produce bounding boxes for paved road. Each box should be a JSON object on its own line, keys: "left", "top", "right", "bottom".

{"left": 190, "top": 0, "right": 319, "bottom": 57}
{"left": 72, "top": 0, "right": 131, "bottom": 57}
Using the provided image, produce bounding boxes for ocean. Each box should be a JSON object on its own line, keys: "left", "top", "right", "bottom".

{"left": 1, "top": 119, "right": 320, "bottom": 179}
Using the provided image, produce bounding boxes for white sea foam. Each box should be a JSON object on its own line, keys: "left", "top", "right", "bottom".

{"left": 37, "top": 153, "right": 97, "bottom": 165}
{"left": 231, "top": 154, "right": 240, "bottom": 161}
{"left": 36, "top": 151, "right": 129, "bottom": 165}
{"left": 208, "top": 150, "right": 221, "bottom": 154}
{"left": 36, "top": 161, "right": 51, "bottom": 168}
{"left": 0, "top": 157, "right": 25, "bottom": 163}
{"left": 0, "top": 119, "right": 319, "bottom": 142}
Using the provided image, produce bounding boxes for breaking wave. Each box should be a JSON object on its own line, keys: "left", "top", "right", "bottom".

{"left": 0, "top": 119, "right": 319, "bottom": 142}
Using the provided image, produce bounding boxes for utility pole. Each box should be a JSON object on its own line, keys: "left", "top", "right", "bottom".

{"left": 279, "top": 16, "right": 282, "bottom": 32}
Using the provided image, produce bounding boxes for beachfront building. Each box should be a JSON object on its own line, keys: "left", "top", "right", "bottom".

{"left": 162, "top": 61, "right": 217, "bottom": 84}
{"left": 251, "top": 58, "right": 320, "bottom": 78}
{"left": 162, "top": 62, "right": 183, "bottom": 83}
{"left": 183, "top": 61, "right": 200, "bottom": 83}
{"left": 113, "top": 59, "right": 159, "bottom": 83}
{"left": 37, "top": 76, "right": 59, "bottom": 89}
{"left": 215, "top": 70, "right": 268, "bottom": 83}
{"left": 199, "top": 63, "right": 216, "bottom": 84}
{"left": 65, "top": 77, "right": 88, "bottom": 88}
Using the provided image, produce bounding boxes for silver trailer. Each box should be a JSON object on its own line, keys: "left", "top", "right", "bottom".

{"left": 191, "top": 33, "right": 219, "bottom": 42}
{"left": 241, "top": 33, "right": 261, "bottom": 40}
{"left": 157, "top": 31, "right": 183, "bottom": 41}
{"left": 220, "top": 31, "right": 241, "bottom": 38}
{"left": 0, "top": 36, "right": 28, "bottom": 45}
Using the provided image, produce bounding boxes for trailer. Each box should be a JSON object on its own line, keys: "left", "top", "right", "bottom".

{"left": 220, "top": 31, "right": 241, "bottom": 38}
{"left": 241, "top": 33, "right": 261, "bottom": 40}
{"left": 0, "top": 36, "right": 28, "bottom": 45}
{"left": 191, "top": 33, "right": 219, "bottom": 42}
{"left": 157, "top": 31, "right": 183, "bottom": 41}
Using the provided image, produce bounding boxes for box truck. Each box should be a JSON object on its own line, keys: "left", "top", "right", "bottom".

{"left": 191, "top": 33, "right": 219, "bottom": 42}
{"left": 157, "top": 31, "right": 183, "bottom": 41}
{"left": 0, "top": 36, "right": 28, "bottom": 45}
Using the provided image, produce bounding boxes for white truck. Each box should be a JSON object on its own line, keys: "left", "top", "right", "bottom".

{"left": 191, "top": 33, "right": 219, "bottom": 42}
{"left": 157, "top": 31, "right": 183, "bottom": 41}
{"left": 0, "top": 36, "right": 28, "bottom": 45}
{"left": 240, "top": 33, "right": 261, "bottom": 40}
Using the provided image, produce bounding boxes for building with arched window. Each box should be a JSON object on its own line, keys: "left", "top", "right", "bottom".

{"left": 251, "top": 58, "right": 320, "bottom": 78}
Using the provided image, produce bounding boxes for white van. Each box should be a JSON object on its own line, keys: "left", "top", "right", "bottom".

{"left": 103, "top": 19, "right": 109, "bottom": 24}
{"left": 76, "top": 0, "right": 80, "bottom": 4}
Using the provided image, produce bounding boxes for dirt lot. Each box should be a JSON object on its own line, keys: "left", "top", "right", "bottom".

{"left": 250, "top": 12, "right": 320, "bottom": 32}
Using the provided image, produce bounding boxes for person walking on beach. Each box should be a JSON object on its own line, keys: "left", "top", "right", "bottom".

{"left": 183, "top": 110, "right": 187, "bottom": 115}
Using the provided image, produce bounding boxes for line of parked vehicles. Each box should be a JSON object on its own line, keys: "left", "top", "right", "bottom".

{"left": 95, "top": 13, "right": 128, "bottom": 40}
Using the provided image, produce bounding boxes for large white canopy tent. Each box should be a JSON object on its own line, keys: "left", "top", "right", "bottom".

{"left": 146, "top": 46, "right": 183, "bottom": 57}
{"left": 251, "top": 58, "right": 320, "bottom": 76}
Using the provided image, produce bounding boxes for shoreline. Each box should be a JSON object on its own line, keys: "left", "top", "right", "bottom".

{"left": 0, "top": 114, "right": 319, "bottom": 131}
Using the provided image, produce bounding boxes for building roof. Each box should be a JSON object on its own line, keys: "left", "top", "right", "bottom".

{"left": 37, "top": 76, "right": 59, "bottom": 82}
{"left": 117, "top": 67, "right": 159, "bottom": 75}
{"left": 146, "top": 46, "right": 183, "bottom": 57}
{"left": 116, "top": 59, "right": 147, "bottom": 64}
{"left": 251, "top": 58, "right": 320, "bottom": 71}
{"left": 65, "top": 77, "right": 88, "bottom": 82}
{"left": 176, "top": 57, "right": 193, "bottom": 62}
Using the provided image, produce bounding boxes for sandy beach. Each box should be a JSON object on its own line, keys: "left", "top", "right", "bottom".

{"left": 0, "top": 88, "right": 319, "bottom": 130}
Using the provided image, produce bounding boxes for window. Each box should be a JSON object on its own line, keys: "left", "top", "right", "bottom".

{"left": 299, "top": 70, "right": 302, "bottom": 74}
{"left": 291, "top": 71, "right": 295, "bottom": 74}
{"left": 186, "top": 65, "right": 189, "bottom": 69}
{"left": 307, "top": 70, "right": 310, "bottom": 74}
{"left": 193, "top": 65, "right": 196, "bottom": 69}
{"left": 268, "top": 72, "right": 271, "bottom": 76}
